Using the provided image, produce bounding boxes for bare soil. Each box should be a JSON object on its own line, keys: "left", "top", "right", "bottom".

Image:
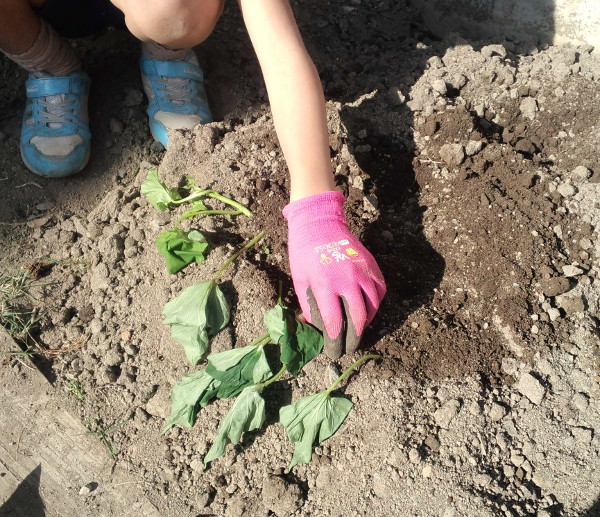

{"left": 1, "top": 1, "right": 599, "bottom": 516}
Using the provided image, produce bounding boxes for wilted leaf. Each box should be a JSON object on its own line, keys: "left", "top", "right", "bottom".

{"left": 163, "top": 281, "right": 230, "bottom": 364}
{"left": 161, "top": 370, "right": 220, "bottom": 434}
{"left": 280, "top": 391, "right": 353, "bottom": 471}
{"left": 205, "top": 344, "right": 272, "bottom": 398}
{"left": 204, "top": 385, "right": 266, "bottom": 465}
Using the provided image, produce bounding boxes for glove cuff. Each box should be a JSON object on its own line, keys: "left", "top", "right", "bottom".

{"left": 282, "top": 190, "right": 346, "bottom": 225}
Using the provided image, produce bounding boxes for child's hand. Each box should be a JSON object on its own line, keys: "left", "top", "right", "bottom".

{"left": 283, "top": 191, "right": 386, "bottom": 359}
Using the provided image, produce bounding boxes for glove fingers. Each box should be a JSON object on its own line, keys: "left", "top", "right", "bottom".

{"left": 341, "top": 292, "right": 367, "bottom": 355}
{"left": 362, "top": 281, "right": 382, "bottom": 325}
{"left": 307, "top": 287, "right": 344, "bottom": 360}
{"left": 295, "top": 282, "right": 313, "bottom": 326}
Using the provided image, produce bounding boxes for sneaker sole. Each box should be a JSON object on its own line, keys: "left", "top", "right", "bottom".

{"left": 20, "top": 146, "right": 91, "bottom": 179}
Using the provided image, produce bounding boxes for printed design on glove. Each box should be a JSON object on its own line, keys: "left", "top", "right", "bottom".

{"left": 314, "top": 239, "right": 364, "bottom": 265}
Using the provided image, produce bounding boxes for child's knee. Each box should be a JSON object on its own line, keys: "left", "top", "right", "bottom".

{"left": 114, "top": 0, "right": 224, "bottom": 48}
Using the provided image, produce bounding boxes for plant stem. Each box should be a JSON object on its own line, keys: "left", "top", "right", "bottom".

{"left": 259, "top": 364, "right": 287, "bottom": 389}
{"left": 277, "top": 280, "right": 283, "bottom": 306}
{"left": 207, "top": 192, "right": 253, "bottom": 217}
{"left": 325, "top": 354, "right": 380, "bottom": 395}
{"left": 250, "top": 332, "right": 271, "bottom": 347}
{"left": 172, "top": 190, "right": 253, "bottom": 218}
{"left": 175, "top": 209, "right": 242, "bottom": 227}
{"left": 211, "top": 231, "right": 266, "bottom": 283}
{"left": 171, "top": 190, "right": 212, "bottom": 206}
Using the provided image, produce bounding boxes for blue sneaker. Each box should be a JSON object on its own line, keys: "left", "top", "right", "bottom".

{"left": 20, "top": 71, "right": 91, "bottom": 178}
{"left": 140, "top": 52, "right": 212, "bottom": 148}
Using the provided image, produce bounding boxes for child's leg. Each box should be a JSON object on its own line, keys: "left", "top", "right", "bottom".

{"left": 0, "top": 0, "right": 43, "bottom": 55}
{"left": 0, "top": 0, "right": 90, "bottom": 177}
{"left": 0, "top": 0, "right": 80, "bottom": 75}
{"left": 110, "top": 0, "right": 224, "bottom": 147}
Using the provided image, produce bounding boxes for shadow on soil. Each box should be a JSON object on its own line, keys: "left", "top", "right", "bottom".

{"left": 0, "top": 464, "right": 45, "bottom": 517}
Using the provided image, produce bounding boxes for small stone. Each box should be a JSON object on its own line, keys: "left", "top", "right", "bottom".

{"left": 357, "top": 129, "right": 367, "bottom": 139}
{"left": 103, "top": 349, "right": 123, "bottom": 367}
{"left": 388, "top": 86, "right": 406, "bottom": 105}
{"left": 539, "top": 277, "right": 571, "bottom": 297}
{"left": 516, "top": 372, "right": 545, "bottom": 405}
{"left": 449, "top": 73, "right": 468, "bottom": 89}
{"left": 90, "top": 318, "right": 103, "bottom": 335}
{"left": 123, "top": 87, "right": 143, "bottom": 107}
{"left": 431, "top": 79, "right": 447, "bottom": 95}
{"left": 433, "top": 399, "right": 461, "bottom": 429}
{"left": 520, "top": 97, "right": 538, "bottom": 120}
{"left": 532, "top": 471, "right": 553, "bottom": 490}
{"left": 474, "top": 473, "right": 491, "bottom": 487}
{"left": 372, "top": 472, "right": 392, "bottom": 499}
{"left": 531, "top": 324, "right": 539, "bottom": 334}
{"left": 422, "top": 464, "right": 433, "bottom": 478}
{"left": 572, "top": 166, "right": 592, "bottom": 181}
{"left": 562, "top": 264, "right": 584, "bottom": 277}
{"left": 79, "top": 482, "right": 96, "bottom": 496}
{"left": 557, "top": 183, "right": 576, "bottom": 197}
{"left": 146, "top": 387, "right": 171, "bottom": 419}
{"left": 109, "top": 117, "right": 124, "bottom": 134}
{"left": 424, "top": 435, "right": 441, "bottom": 452}
{"left": 465, "top": 140, "right": 484, "bottom": 156}
{"left": 510, "top": 450, "right": 525, "bottom": 467}
{"left": 547, "top": 308, "right": 561, "bottom": 322}
{"left": 439, "top": 143, "right": 465, "bottom": 166}
{"left": 501, "top": 358, "right": 518, "bottom": 376}
{"left": 481, "top": 44, "right": 508, "bottom": 58}
{"left": 408, "top": 448, "right": 421, "bottom": 464}
{"left": 190, "top": 459, "right": 204, "bottom": 473}
{"left": 363, "top": 194, "right": 378, "bottom": 212}
{"left": 503, "top": 464, "right": 515, "bottom": 478}
{"left": 579, "top": 237, "right": 593, "bottom": 250}
{"left": 489, "top": 403, "right": 507, "bottom": 422}
{"left": 555, "top": 293, "right": 585, "bottom": 314}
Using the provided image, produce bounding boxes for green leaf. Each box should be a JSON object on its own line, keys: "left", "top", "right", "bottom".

{"left": 264, "top": 305, "right": 323, "bottom": 377}
{"left": 204, "top": 385, "right": 266, "bottom": 465}
{"left": 141, "top": 169, "right": 181, "bottom": 211}
{"left": 206, "top": 345, "right": 272, "bottom": 399}
{"left": 163, "top": 281, "right": 230, "bottom": 365}
{"left": 156, "top": 228, "right": 209, "bottom": 274}
{"left": 184, "top": 175, "right": 201, "bottom": 193}
{"left": 281, "top": 321, "right": 323, "bottom": 377}
{"left": 279, "top": 391, "right": 353, "bottom": 471}
{"left": 264, "top": 305, "right": 286, "bottom": 343}
{"left": 161, "top": 370, "right": 220, "bottom": 435}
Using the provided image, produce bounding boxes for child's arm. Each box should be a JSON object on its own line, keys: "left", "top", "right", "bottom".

{"left": 237, "top": 0, "right": 333, "bottom": 200}
{"left": 238, "top": 0, "right": 386, "bottom": 358}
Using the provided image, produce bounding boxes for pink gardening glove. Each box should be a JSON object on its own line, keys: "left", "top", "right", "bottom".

{"left": 283, "top": 191, "right": 386, "bottom": 359}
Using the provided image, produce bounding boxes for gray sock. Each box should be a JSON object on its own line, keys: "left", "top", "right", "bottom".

{"left": 2, "top": 19, "right": 80, "bottom": 76}
{"left": 142, "top": 40, "right": 189, "bottom": 61}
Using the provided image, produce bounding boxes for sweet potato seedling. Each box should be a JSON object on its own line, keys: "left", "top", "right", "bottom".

{"left": 141, "top": 170, "right": 253, "bottom": 274}
{"left": 162, "top": 231, "right": 265, "bottom": 364}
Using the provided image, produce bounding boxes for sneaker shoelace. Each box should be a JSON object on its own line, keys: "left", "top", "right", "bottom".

{"left": 37, "top": 94, "right": 76, "bottom": 128}
{"left": 156, "top": 77, "right": 193, "bottom": 105}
